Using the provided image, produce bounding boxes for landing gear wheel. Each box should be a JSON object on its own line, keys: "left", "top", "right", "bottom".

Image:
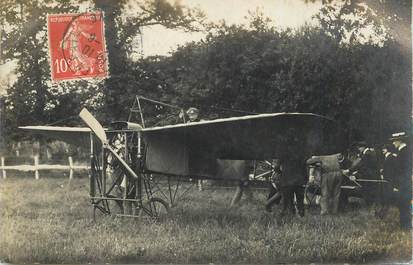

{"left": 140, "top": 197, "right": 170, "bottom": 220}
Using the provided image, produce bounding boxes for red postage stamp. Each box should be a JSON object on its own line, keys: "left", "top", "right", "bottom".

{"left": 47, "top": 12, "right": 109, "bottom": 82}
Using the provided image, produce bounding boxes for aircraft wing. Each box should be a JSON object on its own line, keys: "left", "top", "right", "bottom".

{"left": 20, "top": 112, "right": 345, "bottom": 180}
{"left": 19, "top": 126, "right": 92, "bottom": 147}
{"left": 141, "top": 113, "right": 346, "bottom": 177}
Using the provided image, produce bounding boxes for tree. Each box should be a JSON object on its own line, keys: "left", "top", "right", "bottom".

{"left": 1, "top": 0, "right": 205, "bottom": 141}
{"left": 1, "top": 1, "right": 81, "bottom": 141}
{"left": 315, "top": 0, "right": 387, "bottom": 44}
{"left": 309, "top": 0, "right": 410, "bottom": 48}
{"left": 93, "top": 0, "right": 205, "bottom": 121}
{"left": 123, "top": 12, "right": 409, "bottom": 144}
{"left": 312, "top": 0, "right": 411, "bottom": 141}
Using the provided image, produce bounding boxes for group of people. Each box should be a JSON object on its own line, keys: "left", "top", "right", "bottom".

{"left": 180, "top": 107, "right": 410, "bottom": 229}
{"left": 265, "top": 132, "right": 411, "bottom": 230}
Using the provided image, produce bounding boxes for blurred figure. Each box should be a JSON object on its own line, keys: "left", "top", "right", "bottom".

{"left": 229, "top": 160, "right": 253, "bottom": 207}
{"left": 230, "top": 174, "right": 253, "bottom": 207}
{"left": 305, "top": 160, "right": 322, "bottom": 206}
{"left": 265, "top": 159, "right": 282, "bottom": 212}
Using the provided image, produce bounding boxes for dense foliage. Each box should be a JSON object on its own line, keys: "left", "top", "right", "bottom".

{"left": 1, "top": 1, "right": 411, "bottom": 146}
{"left": 119, "top": 21, "right": 411, "bottom": 144}
{"left": 0, "top": 0, "right": 205, "bottom": 141}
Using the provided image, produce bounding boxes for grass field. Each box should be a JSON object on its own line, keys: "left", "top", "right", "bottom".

{"left": 0, "top": 177, "right": 411, "bottom": 264}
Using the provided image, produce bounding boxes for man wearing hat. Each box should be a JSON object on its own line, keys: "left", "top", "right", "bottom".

{"left": 186, "top": 107, "right": 200, "bottom": 122}
{"left": 390, "top": 132, "right": 411, "bottom": 230}
{"left": 346, "top": 142, "right": 378, "bottom": 175}
{"left": 342, "top": 141, "right": 380, "bottom": 205}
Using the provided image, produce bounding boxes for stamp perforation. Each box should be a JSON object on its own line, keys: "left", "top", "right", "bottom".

{"left": 47, "top": 11, "right": 109, "bottom": 82}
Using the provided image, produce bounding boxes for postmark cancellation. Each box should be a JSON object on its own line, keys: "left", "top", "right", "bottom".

{"left": 47, "top": 12, "right": 109, "bottom": 82}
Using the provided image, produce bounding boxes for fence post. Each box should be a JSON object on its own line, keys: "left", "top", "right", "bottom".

{"left": 1, "top": 156, "right": 5, "bottom": 179}
{"left": 34, "top": 155, "right": 39, "bottom": 180}
{"left": 68, "top": 156, "right": 73, "bottom": 179}
{"left": 16, "top": 142, "right": 21, "bottom": 157}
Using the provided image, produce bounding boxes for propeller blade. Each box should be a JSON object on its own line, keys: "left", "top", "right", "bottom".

{"left": 106, "top": 146, "right": 139, "bottom": 179}
{"left": 79, "top": 108, "right": 139, "bottom": 179}
{"left": 79, "top": 108, "right": 108, "bottom": 144}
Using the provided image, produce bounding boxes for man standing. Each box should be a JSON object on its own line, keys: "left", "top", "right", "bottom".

{"left": 275, "top": 130, "right": 308, "bottom": 218}
{"left": 375, "top": 144, "right": 398, "bottom": 218}
{"left": 265, "top": 159, "right": 282, "bottom": 212}
{"left": 391, "top": 132, "right": 411, "bottom": 230}
{"left": 381, "top": 144, "right": 398, "bottom": 187}
{"left": 279, "top": 157, "right": 307, "bottom": 217}
{"left": 307, "top": 154, "right": 344, "bottom": 215}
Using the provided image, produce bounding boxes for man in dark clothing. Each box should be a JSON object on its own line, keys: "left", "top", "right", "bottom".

{"left": 347, "top": 142, "right": 379, "bottom": 180}
{"left": 381, "top": 144, "right": 398, "bottom": 187}
{"left": 185, "top": 107, "right": 206, "bottom": 191}
{"left": 391, "top": 132, "right": 412, "bottom": 230}
{"left": 374, "top": 144, "right": 399, "bottom": 218}
{"left": 266, "top": 159, "right": 282, "bottom": 212}
{"left": 279, "top": 157, "right": 307, "bottom": 217}
{"left": 344, "top": 141, "right": 380, "bottom": 204}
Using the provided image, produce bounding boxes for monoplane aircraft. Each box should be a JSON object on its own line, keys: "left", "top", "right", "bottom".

{"left": 21, "top": 102, "right": 345, "bottom": 219}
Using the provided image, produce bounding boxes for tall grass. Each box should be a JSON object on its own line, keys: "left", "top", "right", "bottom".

{"left": 0, "top": 178, "right": 411, "bottom": 263}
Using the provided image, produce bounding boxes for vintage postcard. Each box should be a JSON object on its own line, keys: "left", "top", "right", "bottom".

{"left": 0, "top": 0, "right": 411, "bottom": 264}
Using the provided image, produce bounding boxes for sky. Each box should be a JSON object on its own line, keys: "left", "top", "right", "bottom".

{"left": 0, "top": 0, "right": 321, "bottom": 89}
{"left": 140, "top": 0, "right": 321, "bottom": 56}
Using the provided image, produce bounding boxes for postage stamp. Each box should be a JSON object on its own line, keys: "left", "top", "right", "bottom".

{"left": 47, "top": 12, "right": 109, "bottom": 82}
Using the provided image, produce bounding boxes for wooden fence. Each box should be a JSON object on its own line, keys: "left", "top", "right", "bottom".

{"left": 0, "top": 156, "right": 88, "bottom": 179}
